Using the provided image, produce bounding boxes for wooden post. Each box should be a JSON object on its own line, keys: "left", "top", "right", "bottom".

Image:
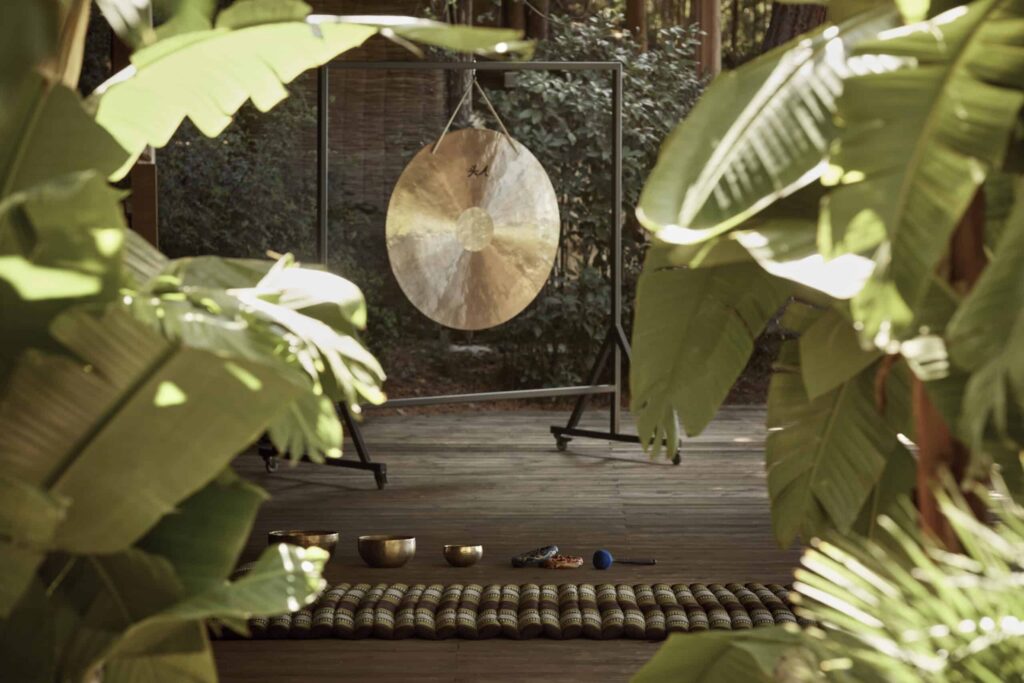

{"left": 111, "top": 26, "right": 159, "bottom": 247}
{"left": 694, "top": 0, "right": 721, "bottom": 78}
{"left": 526, "top": 0, "right": 549, "bottom": 40}
{"left": 501, "top": 0, "right": 526, "bottom": 30}
{"left": 626, "top": 0, "right": 648, "bottom": 50}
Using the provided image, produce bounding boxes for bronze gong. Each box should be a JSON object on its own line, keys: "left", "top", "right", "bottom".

{"left": 385, "top": 128, "right": 560, "bottom": 331}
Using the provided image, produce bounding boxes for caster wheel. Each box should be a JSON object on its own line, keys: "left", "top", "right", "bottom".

{"left": 672, "top": 451, "right": 681, "bottom": 466}
{"left": 374, "top": 470, "right": 388, "bottom": 489}
{"left": 556, "top": 438, "right": 569, "bottom": 452}
{"left": 263, "top": 456, "right": 279, "bottom": 473}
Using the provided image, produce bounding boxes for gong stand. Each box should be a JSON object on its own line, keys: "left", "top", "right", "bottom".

{"left": 260, "top": 60, "right": 677, "bottom": 490}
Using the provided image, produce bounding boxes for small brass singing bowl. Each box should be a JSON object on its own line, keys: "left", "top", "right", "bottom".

{"left": 443, "top": 544, "right": 483, "bottom": 568}
{"left": 267, "top": 530, "right": 339, "bottom": 558}
{"left": 357, "top": 535, "right": 416, "bottom": 568}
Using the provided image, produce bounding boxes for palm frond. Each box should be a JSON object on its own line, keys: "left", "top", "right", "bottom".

{"left": 794, "top": 476, "right": 1024, "bottom": 681}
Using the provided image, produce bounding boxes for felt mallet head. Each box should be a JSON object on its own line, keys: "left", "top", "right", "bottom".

{"left": 592, "top": 549, "right": 656, "bottom": 569}
{"left": 593, "top": 549, "right": 614, "bottom": 569}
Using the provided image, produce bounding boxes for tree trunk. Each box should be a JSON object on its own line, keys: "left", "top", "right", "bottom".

{"left": 693, "top": 0, "right": 721, "bottom": 78}
{"left": 626, "top": 0, "right": 648, "bottom": 50}
{"left": 730, "top": 0, "right": 739, "bottom": 54}
{"left": 501, "top": 0, "right": 525, "bottom": 30}
{"left": 526, "top": 0, "right": 549, "bottom": 39}
{"left": 914, "top": 190, "right": 988, "bottom": 548}
{"left": 761, "top": 4, "right": 826, "bottom": 51}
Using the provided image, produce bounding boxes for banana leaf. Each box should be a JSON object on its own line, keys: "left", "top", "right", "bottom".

{"left": 636, "top": 7, "right": 900, "bottom": 245}
{"left": 767, "top": 303, "right": 912, "bottom": 547}
{"left": 90, "top": 4, "right": 525, "bottom": 178}
{"left": 947, "top": 179, "right": 1024, "bottom": 450}
{"left": 827, "top": 0, "right": 1024, "bottom": 345}
{"left": 631, "top": 627, "right": 809, "bottom": 683}
{"left": 0, "top": 76, "right": 127, "bottom": 197}
{"left": 0, "top": 305, "right": 299, "bottom": 554}
{"left": 630, "top": 244, "right": 793, "bottom": 457}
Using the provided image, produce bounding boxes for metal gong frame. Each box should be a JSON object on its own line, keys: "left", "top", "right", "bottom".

{"left": 261, "top": 59, "right": 677, "bottom": 489}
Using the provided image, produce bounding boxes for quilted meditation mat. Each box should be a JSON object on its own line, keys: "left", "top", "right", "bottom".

{"left": 226, "top": 582, "right": 808, "bottom": 641}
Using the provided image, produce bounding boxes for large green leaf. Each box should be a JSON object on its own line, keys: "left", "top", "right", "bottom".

{"left": 137, "top": 469, "right": 267, "bottom": 595}
{"left": 54, "top": 549, "right": 187, "bottom": 682}
{"left": 0, "top": 475, "right": 66, "bottom": 617}
{"left": 826, "top": 0, "right": 1024, "bottom": 346}
{"left": 734, "top": 216, "right": 876, "bottom": 300}
{"left": 0, "top": 76, "right": 127, "bottom": 198}
{"left": 0, "top": 578, "right": 59, "bottom": 683}
{"left": 947, "top": 180, "right": 1024, "bottom": 451}
{"left": 0, "top": 172, "right": 127, "bottom": 367}
{"left": 128, "top": 254, "right": 384, "bottom": 460}
{"left": 767, "top": 303, "right": 912, "bottom": 547}
{"left": 0, "top": 0, "right": 56, "bottom": 102}
{"left": 103, "top": 622, "right": 215, "bottom": 683}
{"left": 631, "top": 627, "right": 809, "bottom": 683}
{"left": 103, "top": 543, "right": 327, "bottom": 676}
{"left": 630, "top": 244, "right": 793, "bottom": 456}
{"left": 90, "top": 7, "right": 523, "bottom": 177}
{"left": 799, "top": 307, "right": 881, "bottom": 399}
{"left": 0, "top": 305, "right": 299, "bottom": 554}
{"left": 636, "top": 7, "right": 900, "bottom": 245}
{"left": 48, "top": 542, "right": 324, "bottom": 681}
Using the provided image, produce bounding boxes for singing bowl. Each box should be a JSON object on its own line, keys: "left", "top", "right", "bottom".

{"left": 267, "top": 530, "right": 339, "bottom": 558}
{"left": 443, "top": 544, "right": 483, "bottom": 568}
{"left": 358, "top": 535, "right": 416, "bottom": 568}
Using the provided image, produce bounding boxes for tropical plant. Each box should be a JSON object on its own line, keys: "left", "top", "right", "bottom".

{"left": 629, "top": 0, "right": 1024, "bottom": 678}
{"left": 631, "top": 0, "right": 1023, "bottom": 543}
{"left": 634, "top": 475, "right": 1024, "bottom": 682}
{"left": 0, "top": 1, "right": 519, "bottom": 680}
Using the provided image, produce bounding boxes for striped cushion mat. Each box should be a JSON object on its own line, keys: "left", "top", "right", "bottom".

{"left": 224, "top": 582, "right": 807, "bottom": 641}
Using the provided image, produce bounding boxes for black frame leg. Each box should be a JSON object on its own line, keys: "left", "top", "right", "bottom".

{"left": 253, "top": 405, "right": 388, "bottom": 489}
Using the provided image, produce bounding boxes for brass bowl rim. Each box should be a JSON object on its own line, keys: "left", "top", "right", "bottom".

{"left": 358, "top": 535, "right": 416, "bottom": 542}
{"left": 269, "top": 529, "right": 339, "bottom": 538}
{"left": 443, "top": 544, "right": 483, "bottom": 551}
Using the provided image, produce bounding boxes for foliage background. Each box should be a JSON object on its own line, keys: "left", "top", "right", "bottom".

{"left": 152, "top": 9, "right": 722, "bottom": 398}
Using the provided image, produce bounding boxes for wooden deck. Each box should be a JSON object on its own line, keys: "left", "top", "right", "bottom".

{"left": 216, "top": 407, "right": 800, "bottom": 682}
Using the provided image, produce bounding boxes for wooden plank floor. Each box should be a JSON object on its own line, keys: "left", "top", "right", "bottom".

{"left": 215, "top": 407, "right": 800, "bottom": 682}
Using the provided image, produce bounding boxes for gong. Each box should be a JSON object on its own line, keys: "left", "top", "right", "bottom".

{"left": 385, "top": 128, "right": 560, "bottom": 331}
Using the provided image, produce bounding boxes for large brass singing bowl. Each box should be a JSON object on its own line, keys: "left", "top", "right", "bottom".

{"left": 267, "top": 529, "right": 339, "bottom": 558}
{"left": 443, "top": 544, "right": 483, "bottom": 568}
{"left": 357, "top": 535, "right": 417, "bottom": 568}
{"left": 386, "top": 128, "right": 560, "bottom": 331}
